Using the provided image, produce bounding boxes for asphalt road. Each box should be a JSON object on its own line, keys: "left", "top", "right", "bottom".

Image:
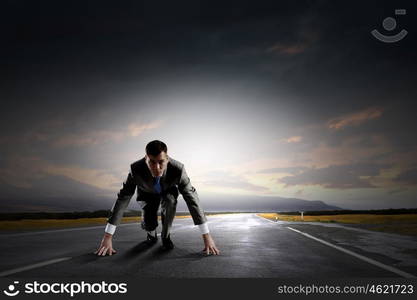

{"left": 0, "top": 213, "right": 415, "bottom": 278}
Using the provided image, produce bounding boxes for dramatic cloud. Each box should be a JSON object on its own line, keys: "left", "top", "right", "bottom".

{"left": 327, "top": 107, "right": 384, "bottom": 130}
{"left": 257, "top": 166, "right": 308, "bottom": 175}
{"left": 394, "top": 167, "right": 417, "bottom": 185}
{"left": 266, "top": 27, "right": 319, "bottom": 55}
{"left": 266, "top": 43, "right": 308, "bottom": 55}
{"left": 52, "top": 130, "right": 126, "bottom": 147}
{"left": 301, "top": 134, "right": 393, "bottom": 168}
{"left": 0, "top": 121, "right": 162, "bottom": 148}
{"left": 127, "top": 121, "right": 162, "bottom": 137}
{"left": 0, "top": 156, "right": 120, "bottom": 191}
{"left": 1, "top": 0, "right": 416, "bottom": 210}
{"left": 54, "top": 121, "right": 162, "bottom": 147}
{"left": 200, "top": 170, "right": 269, "bottom": 193}
{"left": 278, "top": 162, "right": 392, "bottom": 189}
{"left": 280, "top": 136, "right": 303, "bottom": 143}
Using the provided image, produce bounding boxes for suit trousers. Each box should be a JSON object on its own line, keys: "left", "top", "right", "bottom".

{"left": 137, "top": 186, "right": 179, "bottom": 239}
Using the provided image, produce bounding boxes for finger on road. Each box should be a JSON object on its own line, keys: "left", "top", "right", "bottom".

{"left": 100, "top": 246, "right": 108, "bottom": 256}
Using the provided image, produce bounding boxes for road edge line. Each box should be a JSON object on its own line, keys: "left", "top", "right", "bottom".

{"left": 0, "top": 257, "right": 73, "bottom": 277}
{"left": 286, "top": 226, "right": 416, "bottom": 279}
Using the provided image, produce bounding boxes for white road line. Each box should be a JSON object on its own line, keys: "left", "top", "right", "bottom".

{"left": 0, "top": 257, "right": 72, "bottom": 277}
{"left": 0, "top": 226, "right": 193, "bottom": 276}
{"left": 286, "top": 226, "right": 416, "bottom": 279}
{"left": 0, "top": 223, "right": 140, "bottom": 238}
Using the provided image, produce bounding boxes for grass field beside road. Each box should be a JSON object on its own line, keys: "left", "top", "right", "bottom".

{"left": 258, "top": 213, "right": 417, "bottom": 237}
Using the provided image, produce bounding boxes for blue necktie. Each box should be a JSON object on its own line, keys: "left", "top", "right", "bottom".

{"left": 153, "top": 176, "right": 162, "bottom": 194}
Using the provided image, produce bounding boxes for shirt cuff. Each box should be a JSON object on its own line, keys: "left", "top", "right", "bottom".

{"left": 198, "top": 222, "right": 209, "bottom": 235}
{"left": 105, "top": 223, "right": 116, "bottom": 235}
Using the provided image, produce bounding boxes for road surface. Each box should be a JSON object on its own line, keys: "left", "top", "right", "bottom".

{"left": 0, "top": 213, "right": 415, "bottom": 278}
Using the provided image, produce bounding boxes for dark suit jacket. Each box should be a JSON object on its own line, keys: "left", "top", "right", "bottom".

{"left": 107, "top": 156, "right": 207, "bottom": 226}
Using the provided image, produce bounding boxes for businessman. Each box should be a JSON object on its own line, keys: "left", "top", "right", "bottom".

{"left": 94, "top": 140, "right": 220, "bottom": 256}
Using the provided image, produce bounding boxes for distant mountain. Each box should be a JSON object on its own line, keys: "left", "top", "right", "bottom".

{"left": 0, "top": 177, "right": 342, "bottom": 212}
{"left": 176, "top": 194, "right": 343, "bottom": 212}
{"left": 0, "top": 175, "right": 119, "bottom": 212}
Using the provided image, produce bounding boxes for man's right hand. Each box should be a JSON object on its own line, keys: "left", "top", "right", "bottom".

{"left": 94, "top": 233, "right": 117, "bottom": 256}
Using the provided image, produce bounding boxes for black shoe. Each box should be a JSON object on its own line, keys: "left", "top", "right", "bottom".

{"left": 161, "top": 235, "right": 174, "bottom": 250}
{"left": 146, "top": 232, "right": 158, "bottom": 245}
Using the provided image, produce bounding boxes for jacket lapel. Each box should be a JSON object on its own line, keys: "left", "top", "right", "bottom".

{"left": 140, "top": 158, "right": 155, "bottom": 192}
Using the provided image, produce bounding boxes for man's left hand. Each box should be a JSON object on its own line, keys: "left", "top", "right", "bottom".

{"left": 202, "top": 233, "right": 220, "bottom": 255}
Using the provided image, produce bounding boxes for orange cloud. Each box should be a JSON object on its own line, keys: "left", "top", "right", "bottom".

{"left": 44, "top": 163, "right": 120, "bottom": 191}
{"left": 304, "top": 134, "right": 392, "bottom": 168}
{"left": 266, "top": 43, "right": 307, "bottom": 55}
{"left": 38, "top": 120, "right": 163, "bottom": 147}
{"left": 327, "top": 106, "right": 383, "bottom": 130}
{"left": 52, "top": 130, "right": 125, "bottom": 147}
{"left": 128, "top": 121, "right": 162, "bottom": 137}
{"left": 266, "top": 30, "right": 318, "bottom": 55}
{"left": 280, "top": 136, "right": 303, "bottom": 143}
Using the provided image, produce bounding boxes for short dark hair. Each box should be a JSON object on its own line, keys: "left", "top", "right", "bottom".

{"left": 146, "top": 140, "right": 168, "bottom": 156}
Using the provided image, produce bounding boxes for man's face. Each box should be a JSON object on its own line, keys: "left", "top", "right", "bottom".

{"left": 145, "top": 152, "right": 169, "bottom": 177}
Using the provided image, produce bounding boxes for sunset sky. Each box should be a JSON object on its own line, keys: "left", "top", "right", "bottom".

{"left": 1, "top": 0, "right": 416, "bottom": 211}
